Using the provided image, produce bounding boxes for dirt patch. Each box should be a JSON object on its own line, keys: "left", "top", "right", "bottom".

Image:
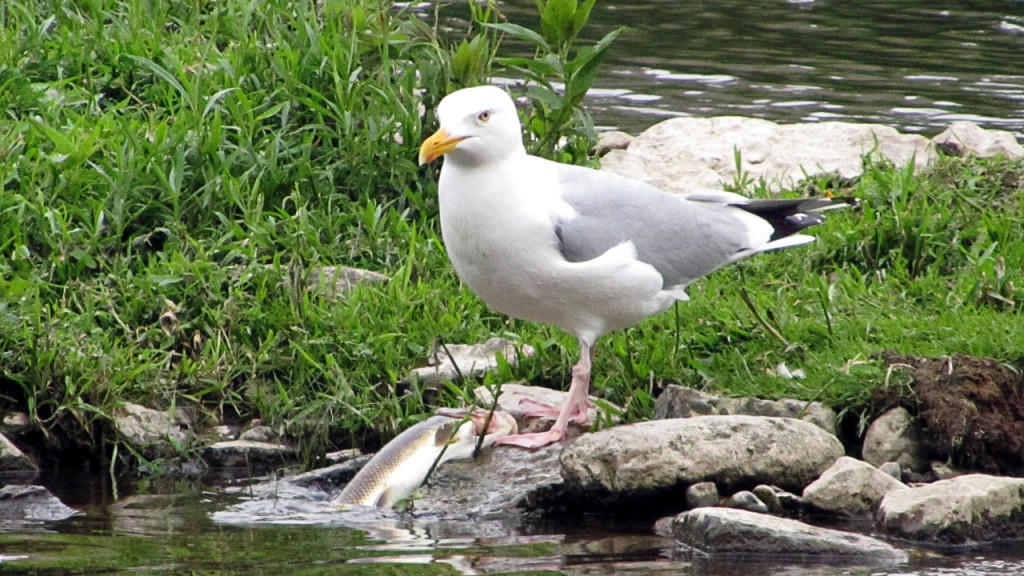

{"left": 877, "top": 353, "right": 1024, "bottom": 474}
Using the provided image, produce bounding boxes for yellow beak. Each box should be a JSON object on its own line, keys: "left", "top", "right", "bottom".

{"left": 418, "top": 128, "right": 466, "bottom": 165}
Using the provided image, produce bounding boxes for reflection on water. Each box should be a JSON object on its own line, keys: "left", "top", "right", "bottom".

{"left": 487, "top": 0, "right": 1024, "bottom": 138}
{"left": 3, "top": 472, "right": 1024, "bottom": 575}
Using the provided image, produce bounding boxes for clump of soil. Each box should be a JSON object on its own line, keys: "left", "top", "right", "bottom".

{"left": 876, "top": 352, "right": 1024, "bottom": 474}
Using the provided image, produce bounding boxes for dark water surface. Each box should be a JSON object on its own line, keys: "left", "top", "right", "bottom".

{"left": 495, "top": 0, "right": 1024, "bottom": 139}
{"left": 4, "top": 471, "right": 1024, "bottom": 575}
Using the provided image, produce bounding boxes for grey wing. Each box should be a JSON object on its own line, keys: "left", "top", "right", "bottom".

{"left": 553, "top": 164, "right": 756, "bottom": 288}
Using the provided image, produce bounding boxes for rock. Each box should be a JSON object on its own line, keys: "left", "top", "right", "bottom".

{"left": 932, "top": 121, "right": 1024, "bottom": 159}
{"left": 560, "top": 416, "right": 844, "bottom": 499}
{"left": 0, "top": 485, "right": 78, "bottom": 523}
{"left": 655, "top": 384, "right": 838, "bottom": 435}
{"left": 112, "top": 402, "right": 190, "bottom": 458}
{"left": 239, "top": 425, "right": 278, "bottom": 443}
{"left": 802, "top": 456, "right": 907, "bottom": 516}
{"left": 0, "top": 432, "right": 37, "bottom": 471}
{"left": 876, "top": 474, "right": 1024, "bottom": 544}
{"left": 723, "top": 490, "right": 768, "bottom": 513}
{"left": 204, "top": 440, "right": 298, "bottom": 469}
{"left": 673, "top": 507, "right": 907, "bottom": 562}
{"left": 930, "top": 460, "right": 962, "bottom": 480}
{"left": 600, "top": 116, "right": 935, "bottom": 193}
{"left": 211, "top": 425, "right": 237, "bottom": 441}
{"left": 1, "top": 411, "right": 32, "bottom": 437}
{"left": 410, "top": 338, "right": 535, "bottom": 386}
{"left": 861, "top": 407, "right": 930, "bottom": 473}
{"left": 416, "top": 443, "right": 566, "bottom": 519}
{"left": 306, "top": 265, "right": 389, "bottom": 297}
{"left": 751, "top": 485, "right": 782, "bottom": 513}
{"left": 685, "top": 482, "right": 720, "bottom": 508}
{"left": 878, "top": 461, "right": 902, "bottom": 481}
{"left": 475, "top": 383, "right": 621, "bottom": 435}
{"left": 593, "top": 130, "right": 634, "bottom": 156}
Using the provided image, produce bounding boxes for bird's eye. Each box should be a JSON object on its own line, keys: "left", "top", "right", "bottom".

{"left": 477, "top": 110, "right": 491, "bottom": 123}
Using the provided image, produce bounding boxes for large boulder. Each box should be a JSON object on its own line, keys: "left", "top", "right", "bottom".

{"left": 655, "top": 384, "right": 837, "bottom": 435}
{"left": 600, "top": 116, "right": 935, "bottom": 193}
{"left": 876, "top": 474, "right": 1024, "bottom": 544}
{"left": 673, "top": 507, "right": 907, "bottom": 563}
{"left": 0, "top": 485, "right": 78, "bottom": 524}
{"left": 802, "top": 456, "right": 907, "bottom": 516}
{"left": 560, "top": 415, "right": 844, "bottom": 498}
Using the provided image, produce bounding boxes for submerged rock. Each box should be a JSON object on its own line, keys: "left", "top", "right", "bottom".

{"left": 654, "top": 384, "right": 838, "bottom": 435}
{"left": 673, "top": 507, "right": 907, "bottom": 563}
{"left": 560, "top": 416, "right": 843, "bottom": 499}
{"left": 862, "top": 406, "right": 930, "bottom": 473}
{"left": 409, "top": 338, "right": 535, "bottom": 386}
{"left": 0, "top": 485, "right": 78, "bottom": 523}
{"left": 876, "top": 474, "right": 1024, "bottom": 544}
{"left": 802, "top": 456, "right": 907, "bottom": 516}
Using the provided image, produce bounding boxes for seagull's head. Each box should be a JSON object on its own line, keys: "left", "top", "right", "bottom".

{"left": 419, "top": 85, "right": 524, "bottom": 167}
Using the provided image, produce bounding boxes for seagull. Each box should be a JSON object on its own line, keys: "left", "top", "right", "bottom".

{"left": 418, "top": 85, "right": 855, "bottom": 449}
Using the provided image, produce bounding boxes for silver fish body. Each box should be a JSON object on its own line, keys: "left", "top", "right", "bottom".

{"left": 333, "top": 410, "right": 516, "bottom": 508}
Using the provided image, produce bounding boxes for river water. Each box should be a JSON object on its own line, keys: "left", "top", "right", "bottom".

{"left": 4, "top": 1, "right": 1024, "bottom": 574}
{"left": 497, "top": 0, "right": 1024, "bottom": 139}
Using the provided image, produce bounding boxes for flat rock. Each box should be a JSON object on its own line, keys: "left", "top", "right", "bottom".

{"left": 932, "top": 121, "right": 1024, "bottom": 158}
{"left": 410, "top": 338, "right": 535, "bottom": 386}
{"left": 112, "top": 402, "right": 190, "bottom": 458}
{"left": 0, "top": 431, "right": 37, "bottom": 471}
{"left": 601, "top": 116, "right": 935, "bottom": 192}
{"left": 655, "top": 384, "right": 837, "bottom": 435}
{"left": 204, "top": 440, "right": 298, "bottom": 469}
{"left": 560, "top": 415, "right": 843, "bottom": 498}
{"left": 307, "top": 265, "right": 389, "bottom": 297}
{"left": 673, "top": 507, "right": 907, "bottom": 563}
{"left": 416, "top": 443, "right": 566, "bottom": 519}
{"left": 861, "top": 407, "right": 930, "bottom": 473}
{"left": 876, "top": 474, "right": 1024, "bottom": 544}
{"left": 474, "top": 383, "right": 621, "bottom": 434}
{"left": 802, "top": 456, "right": 907, "bottom": 516}
{"left": 0, "top": 485, "right": 78, "bottom": 523}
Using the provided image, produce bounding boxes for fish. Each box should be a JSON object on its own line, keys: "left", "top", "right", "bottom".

{"left": 332, "top": 409, "right": 517, "bottom": 508}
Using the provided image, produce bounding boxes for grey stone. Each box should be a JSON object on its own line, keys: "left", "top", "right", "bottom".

{"left": 239, "top": 425, "right": 278, "bottom": 443}
{"left": 673, "top": 507, "right": 907, "bottom": 562}
{"left": 930, "top": 460, "right": 962, "bottom": 480}
{"left": 862, "top": 407, "right": 930, "bottom": 473}
{"left": 1, "top": 411, "right": 32, "bottom": 436}
{"left": 724, "top": 490, "right": 768, "bottom": 513}
{"left": 306, "top": 265, "right": 389, "bottom": 297}
{"left": 0, "top": 431, "right": 37, "bottom": 471}
{"left": 475, "top": 383, "right": 620, "bottom": 435}
{"left": 802, "top": 456, "right": 907, "bottom": 516}
{"left": 593, "top": 130, "right": 634, "bottom": 156}
{"left": 685, "top": 481, "right": 720, "bottom": 508}
{"left": 876, "top": 474, "right": 1024, "bottom": 544}
{"left": 601, "top": 116, "right": 935, "bottom": 193}
{"left": 560, "top": 415, "right": 844, "bottom": 497}
{"left": 654, "top": 384, "right": 837, "bottom": 435}
{"left": 204, "top": 440, "right": 298, "bottom": 469}
{"left": 932, "top": 121, "right": 1024, "bottom": 159}
{"left": 0, "top": 485, "right": 78, "bottom": 522}
{"left": 879, "top": 462, "right": 902, "bottom": 481}
{"left": 411, "top": 338, "right": 535, "bottom": 386}
{"left": 112, "top": 402, "right": 190, "bottom": 458}
{"left": 752, "top": 485, "right": 782, "bottom": 513}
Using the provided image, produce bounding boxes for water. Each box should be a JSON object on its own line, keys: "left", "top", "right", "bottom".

{"left": 4, "top": 472, "right": 1024, "bottom": 575}
{"left": 493, "top": 0, "right": 1024, "bottom": 139}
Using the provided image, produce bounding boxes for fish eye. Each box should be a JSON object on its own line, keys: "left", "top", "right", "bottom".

{"left": 477, "top": 110, "right": 491, "bottom": 123}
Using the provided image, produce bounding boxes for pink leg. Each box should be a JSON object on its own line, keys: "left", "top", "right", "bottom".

{"left": 496, "top": 338, "right": 595, "bottom": 449}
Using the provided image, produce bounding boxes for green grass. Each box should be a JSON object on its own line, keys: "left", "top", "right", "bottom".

{"left": 1, "top": 0, "right": 1023, "bottom": 472}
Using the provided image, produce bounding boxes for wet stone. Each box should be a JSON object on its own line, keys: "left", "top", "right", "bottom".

{"left": 685, "top": 482, "right": 720, "bottom": 509}
{"left": 0, "top": 485, "right": 78, "bottom": 523}
{"left": 724, "top": 490, "right": 768, "bottom": 513}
